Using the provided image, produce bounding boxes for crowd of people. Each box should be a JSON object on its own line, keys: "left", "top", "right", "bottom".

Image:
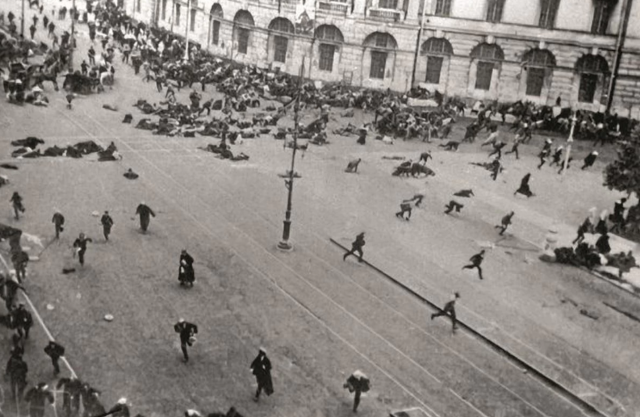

{"left": 0, "top": 0, "right": 639, "bottom": 414}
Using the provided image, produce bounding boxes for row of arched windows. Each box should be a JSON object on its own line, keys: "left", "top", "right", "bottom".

{"left": 421, "top": 38, "right": 609, "bottom": 103}
{"left": 202, "top": 5, "right": 611, "bottom": 102}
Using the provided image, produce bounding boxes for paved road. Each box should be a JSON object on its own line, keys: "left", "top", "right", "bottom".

{"left": 0, "top": 3, "right": 639, "bottom": 417}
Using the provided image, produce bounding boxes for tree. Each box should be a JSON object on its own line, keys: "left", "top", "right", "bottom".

{"left": 604, "top": 134, "right": 640, "bottom": 239}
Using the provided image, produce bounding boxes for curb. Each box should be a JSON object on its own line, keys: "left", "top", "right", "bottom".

{"left": 330, "top": 238, "right": 613, "bottom": 417}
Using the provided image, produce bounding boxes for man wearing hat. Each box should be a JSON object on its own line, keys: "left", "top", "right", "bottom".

{"left": 52, "top": 209, "right": 65, "bottom": 239}
{"left": 174, "top": 319, "right": 198, "bottom": 362}
{"left": 58, "top": 377, "right": 85, "bottom": 417}
{"left": 101, "top": 211, "right": 114, "bottom": 241}
{"left": 6, "top": 351, "right": 28, "bottom": 401}
{"left": 44, "top": 340, "right": 65, "bottom": 375}
{"left": 108, "top": 398, "right": 131, "bottom": 417}
{"left": 343, "top": 370, "right": 370, "bottom": 413}
{"left": 73, "top": 233, "right": 93, "bottom": 266}
{"left": 178, "top": 250, "right": 195, "bottom": 288}
{"left": 135, "top": 201, "right": 156, "bottom": 233}
{"left": 250, "top": 348, "right": 273, "bottom": 401}
{"left": 24, "top": 382, "right": 54, "bottom": 417}
{"left": 581, "top": 151, "right": 599, "bottom": 170}
{"left": 431, "top": 292, "right": 461, "bottom": 332}
{"left": 12, "top": 303, "right": 33, "bottom": 340}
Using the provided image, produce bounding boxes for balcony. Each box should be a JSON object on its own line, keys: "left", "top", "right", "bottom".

{"left": 367, "top": 7, "right": 404, "bottom": 21}
{"left": 317, "top": 0, "right": 350, "bottom": 15}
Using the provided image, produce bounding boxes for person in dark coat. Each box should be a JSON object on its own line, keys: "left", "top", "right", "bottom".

{"left": 444, "top": 200, "right": 464, "bottom": 214}
{"left": 11, "top": 250, "right": 29, "bottom": 283}
{"left": 101, "top": 211, "right": 114, "bottom": 241}
{"left": 44, "top": 341, "right": 65, "bottom": 375}
{"left": 178, "top": 250, "right": 195, "bottom": 287}
{"left": 462, "top": 250, "right": 485, "bottom": 280}
{"left": 174, "top": 319, "right": 198, "bottom": 362}
{"left": 80, "top": 383, "right": 106, "bottom": 417}
{"left": 57, "top": 377, "right": 84, "bottom": 417}
{"left": 343, "top": 370, "right": 370, "bottom": 413}
{"left": 250, "top": 348, "right": 273, "bottom": 401}
{"left": 596, "top": 232, "right": 611, "bottom": 255}
{"left": 10, "top": 192, "right": 25, "bottom": 220}
{"left": 135, "top": 202, "right": 156, "bottom": 232}
{"left": 73, "top": 233, "right": 92, "bottom": 266}
{"left": 395, "top": 201, "right": 412, "bottom": 221}
{"left": 52, "top": 209, "right": 65, "bottom": 239}
{"left": 431, "top": 292, "right": 460, "bottom": 332}
{"left": 24, "top": 382, "right": 54, "bottom": 417}
{"left": 573, "top": 217, "right": 592, "bottom": 245}
{"left": 343, "top": 232, "right": 365, "bottom": 262}
{"left": 0, "top": 275, "right": 26, "bottom": 311}
{"left": 514, "top": 173, "right": 534, "bottom": 198}
{"left": 6, "top": 352, "right": 28, "bottom": 400}
{"left": 12, "top": 303, "right": 33, "bottom": 339}
{"left": 108, "top": 398, "right": 131, "bottom": 417}
{"left": 495, "top": 211, "right": 515, "bottom": 235}
{"left": 581, "top": 151, "right": 598, "bottom": 170}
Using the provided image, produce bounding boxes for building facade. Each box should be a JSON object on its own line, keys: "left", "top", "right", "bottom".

{"left": 125, "top": 0, "right": 640, "bottom": 117}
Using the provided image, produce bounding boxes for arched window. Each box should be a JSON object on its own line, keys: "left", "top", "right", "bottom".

{"left": 470, "top": 43, "right": 504, "bottom": 91}
{"left": 575, "top": 54, "right": 609, "bottom": 103}
{"left": 364, "top": 32, "right": 397, "bottom": 79}
{"left": 268, "top": 17, "right": 295, "bottom": 63}
{"left": 208, "top": 3, "right": 223, "bottom": 46}
{"left": 522, "top": 48, "right": 556, "bottom": 96}
{"left": 315, "top": 25, "right": 344, "bottom": 72}
{"left": 421, "top": 38, "right": 453, "bottom": 84}
{"left": 539, "top": 0, "right": 560, "bottom": 29}
{"left": 233, "top": 10, "right": 255, "bottom": 54}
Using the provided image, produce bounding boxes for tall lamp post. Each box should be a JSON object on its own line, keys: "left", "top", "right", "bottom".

{"left": 20, "top": 0, "right": 25, "bottom": 38}
{"left": 560, "top": 111, "right": 577, "bottom": 175}
{"left": 69, "top": 0, "right": 77, "bottom": 71}
{"left": 184, "top": 0, "right": 190, "bottom": 60}
{"left": 277, "top": 61, "right": 305, "bottom": 251}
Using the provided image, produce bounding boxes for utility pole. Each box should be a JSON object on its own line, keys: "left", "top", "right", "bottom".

{"left": 561, "top": 112, "right": 577, "bottom": 175}
{"left": 184, "top": 0, "right": 190, "bottom": 60}
{"left": 69, "top": 0, "right": 76, "bottom": 71}
{"left": 277, "top": 60, "right": 305, "bottom": 251}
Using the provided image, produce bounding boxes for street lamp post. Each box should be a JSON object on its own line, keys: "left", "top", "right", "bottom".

{"left": 561, "top": 111, "right": 577, "bottom": 175}
{"left": 20, "top": 0, "right": 25, "bottom": 38}
{"left": 277, "top": 61, "right": 305, "bottom": 251}
{"left": 184, "top": 0, "right": 190, "bottom": 61}
{"left": 69, "top": 0, "right": 76, "bottom": 71}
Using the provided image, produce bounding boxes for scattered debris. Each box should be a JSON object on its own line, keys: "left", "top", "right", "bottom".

{"left": 46, "top": 304, "right": 54, "bottom": 311}
{"left": 62, "top": 268, "right": 76, "bottom": 274}
{"left": 579, "top": 308, "right": 600, "bottom": 320}
{"left": 104, "top": 314, "right": 114, "bottom": 322}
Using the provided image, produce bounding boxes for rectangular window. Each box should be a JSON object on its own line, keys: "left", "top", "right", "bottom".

{"left": 578, "top": 73, "right": 598, "bottom": 103}
{"left": 486, "top": 0, "right": 504, "bottom": 23}
{"left": 175, "top": 4, "right": 181, "bottom": 26}
{"left": 370, "top": 51, "right": 387, "bottom": 79}
{"left": 525, "top": 67, "right": 545, "bottom": 96}
{"left": 161, "top": 0, "right": 167, "bottom": 20}
{"left": 274, "top": 36, "right": 288, "bottom": 63}
{"left": 434, "top": 0, "right": 451, "bottom": 16}
{"left": 319, "top": 44, "right": 336, "bottom": 72}
{"left": 425, "top": 56, "right": 443, "bottom": 84}
{"left": 379, "top": 0, "right": 398, "bottom": 9}
{"left": 190, "top": 9, "right": 196, "bottom": 31}
{"left": 211, "top": 20, "right": 220, "bottom": 45}
{"left": 136, "top": 0, "right": 141, "bottom": 12}
{"left": 238, "top": 27, "right": 249, "bottom": 54}
{"left": 591, "top": 1, "right": 611, "bottom": 35}
{"left": 475, "top": 61, "right": 493, "bottom": 90}
{"left": 539, "top": 0, "right": 560, "bottom": 29}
